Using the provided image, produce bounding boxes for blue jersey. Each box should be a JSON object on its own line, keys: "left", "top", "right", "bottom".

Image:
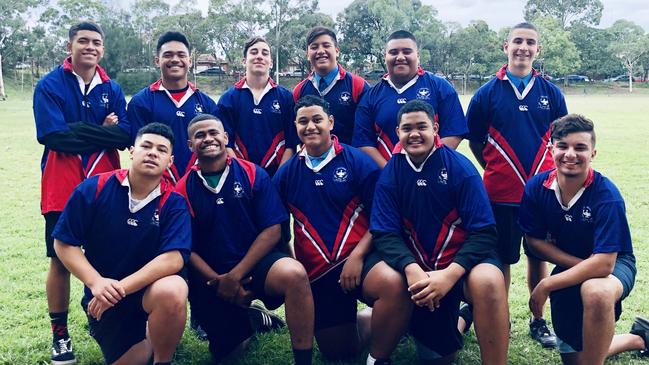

{"left": 273, "top": 137, "right": 380, "bottom": 281}
{"left": 293, "top": 65, "right": 369, "bottom": 144}
{"left": 370, "top": 138, "right": 495, "bottom": 270}
{"left": 176, "top": 157, "right": 289, "bottom": 273}
{"left": 127, "top": 80, "right": 219, "bottom": 183}
{"left": 52, "top": 169, "right": 192, "bottom": 303}
{"left": 519, "top": 169, "right": 633, "bottom": 260}
{"left": 34, "top": 57, "right": 129, "bottom": 213}
{"left": 465, "top": 65, "right": 568, "bottom": 204}
{"left": 352, "top": 68, "right": 467, "bottom": 160}
{"left": 216, "top": 78, "right": 298, "bottom": 176}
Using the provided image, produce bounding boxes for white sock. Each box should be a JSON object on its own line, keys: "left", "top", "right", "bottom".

{"left": 367, "top": 354, "right": 376, "bottom": 365}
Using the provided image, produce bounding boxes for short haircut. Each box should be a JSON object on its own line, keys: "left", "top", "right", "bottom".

{"left": 386, "top": 30, "right": 417, "bottom": 45}
{"left": 397, "top": 100, "right": 436, "bottom": 126}
{"left": 156, "top": 31, "right": 190, "bottom": 54}
{"left": 507, "top": 22, "right": 539, "bottom": 41}
{"left": 551, "top": 114, "right": 596, "bottom": 147}
{"left": 136, "top": 123, "right": 175, "bottom": 148}
{"left": 294, "top": 95, "right": 331, "bottom": 115}
{"left": 306, "top": 26, "right": 338, "bottom": 48}
{"left": 187, "top": 113, "right": 224, "bottom": 134}
{"left": 243, "top": 36, "right": 269, "bottom": 58}
{"left": 69, "top": 21, "right": 104, "bottom": 40}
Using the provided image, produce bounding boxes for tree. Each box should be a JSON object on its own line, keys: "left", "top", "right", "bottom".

{"left": 533, "top": 16, "right": 581, "bottom": 80}
{"left": 569, "top": 24, "right": 623, "bottom": 79}
{"left": 524, "top": 0, "right": 603, "bottom": 29}
{"left": 608, "top": 20, "right": 649, "bottom": 92}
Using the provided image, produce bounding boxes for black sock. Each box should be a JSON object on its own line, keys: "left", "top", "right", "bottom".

{"left": 154, "top": 362, "right": 171, "bottom": 365}
{"left": 375, "top": 359, "right": 392, "bottom": 365}
{"left": 49, "top": 311, "right": 69, "bottom": 341}
{"left": 292, "top": 348, "right": 312, "bottom": 365}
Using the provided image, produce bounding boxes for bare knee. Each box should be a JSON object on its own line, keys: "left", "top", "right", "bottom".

{"left": 144, "top": 276, "right": 188, "bottom": 313}
{"left": 364, "top": 262, "right": 408, "bottom": 301}
{"left": 465, "top": 264, "right": 506, "bottom": 304}
{"left": 268, "top": 259, "right": 309, "bottom": 294}
{"left": 581, "top": 280, "right": 616, "bottom": 313}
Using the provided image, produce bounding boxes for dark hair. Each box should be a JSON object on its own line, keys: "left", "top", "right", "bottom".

{"left": 187, "top": 114, "right": 224, "bottom": 134}
{"left": 306, "top": 26, "right": 338, "bottom": 48}
{"left": 136, "top": 123, "right": 175, "bottom": 148}
{"left": 386, "top": 30, "right": 417, "bottom": 45}
{"left": 397, "top": 100, "right": 436, "bottom": 126}
{"left": 156, "top": 31, "right": 190, "bottom": 54}
{"left": 69, "top": 21, "right": 104, "bottom": 40}
{"left": 294, "top": 95, "right": 331, "bottom": 115}
{"left": 243, "top": 36, "right": 269, "bottom": 58}
{"left": 551, "top": 114, "right": 596, "bottom": 147}
{"left": 507, "top": 22, "right": 539, "bottom": 41}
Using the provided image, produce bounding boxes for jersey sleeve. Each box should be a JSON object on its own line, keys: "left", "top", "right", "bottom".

{"left": 111, "top": 82, "right": 131, "bottom": 137}
{"left": 215, "top": 89, "right": 237, "bottom": 148}
{"left": 33, "top": 79, "right": 70, "bottom": 142}
{"left": 353, "top": 151, "right": 381, "bottom": 213}
{"left": 369, "top": 162, "right": 402, "bottom": 234}
{"left": 553, "top": 91, "right": 568, "bottom": 120}
{"left": 592, "top": 199, "right": 632, "bottom": 254}
{"left": 282, "top": 91, "right": 298, "bottom": 150}
{"left": 465, "top": 88, "right": 490, "bottom": 142}
{"left": 436, "top": 79, "right": 468, "bottom": 138}
{"left": 127, "top": 91, "right": 151, "bottom": 144}
{"left": 51, "top": 177, "right": 99, "bottom": 246}
{"left": 271, "top": 163, "right": 289, "bottom": 207}
{"left": 253, "top": 168, "right": 289, "bottom": 229}
{"left": 518, "top": 180, "right": 548, "bottom": 240}
{"left": 159, "top": 193, "right": 193, "bottom": 262}
{"left": 351, "top": 91, "right": 376, "bottom": 148}
{"left": 453, "top": 173, "right": 495, "bottom": 231}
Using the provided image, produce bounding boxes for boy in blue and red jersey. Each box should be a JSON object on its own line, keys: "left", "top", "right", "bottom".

{"left": 519, "top": 114, "right": 636, "bottom": 364}
{"left": 128, "top": 31, "right": 219, "bottom": 184}
{"left": 216, "top": 36, "right": 297, "bottom": 176}
{"left": 33, "top": 21, "right": 131, "bottom": 365}
{"left": 464, "top": 22, "right": 568, "bottom": 347}
{"left": 371, "top": 100, "right": 509, "bottom": 364}
{"left": 352, "top": 30, "right": 466, "bottom": 168}
{"left": 176, "top": 114, "right": 314, "bottom": 365}
{"left": 273, "top": 95, "right": 411, "bottom": 365}
{"left": 53, "top": 123, "right": 191, "bottom": 365}
{"left": 292, "top": 26, "right": 369, "bottom": 144}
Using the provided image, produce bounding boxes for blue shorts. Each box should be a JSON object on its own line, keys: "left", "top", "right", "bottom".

{"left": 551, "top": 253, "right": 636, "bottom": 353}
{"left": 491, "top": 204, "right": 542, "bottom": 264}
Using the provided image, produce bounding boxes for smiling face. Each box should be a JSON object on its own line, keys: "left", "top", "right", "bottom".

{"left": 156, "top": 40, "right": 191, "bottom": 83}
{"left": 307, "top": 34, "right": 339, "bottom": 76}
{"left": 188, "top": 119, "right": 228, "bottom": 162}
{"left": 504, "top": 27, "right": 540, "bottom": 77}
{"left": 130, "top": 133, "right": 173, "bottom": 178}
{"left": 295, "top": 105, "right": 334, "bottom": 156}
{"left": 385, "top": 38, "right": 419, "bottom": 84}
{"left": 397, "top": 111, "right": 438, "bottom": 164}
{"left": 244, "top": 40, "right": 272, "bottom": 77}
{"left": 67, "top": 30, "right": 104, "bottom": 69}
{"left": 552, "top": 131, "right": 596, "bottom": 179}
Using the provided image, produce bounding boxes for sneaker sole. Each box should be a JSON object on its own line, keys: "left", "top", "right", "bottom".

{"left": 51, "top": 360, "right": 76, "bottom": 365}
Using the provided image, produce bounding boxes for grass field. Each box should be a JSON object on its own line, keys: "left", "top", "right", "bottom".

{"left": 1, "top": 82, "right": 648, "bottom": 364}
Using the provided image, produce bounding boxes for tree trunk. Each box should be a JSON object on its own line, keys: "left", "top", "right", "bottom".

{"left": 0, "top": 53, "right": 6, "bottom": 100}
{"left": 628, "top": 65, "right": 633, "bottom": 93}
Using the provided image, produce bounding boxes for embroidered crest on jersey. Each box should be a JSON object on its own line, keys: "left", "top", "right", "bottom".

{"left": 333, "top": 167, "right": 348, "bottom": 182}
{"left": 151, "top": 209, "right": 160, "bottom": 226}
{"left": 271, "top": 100, "right": 281, "bottom": 113}
{"left": 195, "top": 103, "right": 204, "bottom": 114}
{"left": 581, "top": 206, "right": 592, "bottom": 222}
{"left": 438, "top": 168, "right": 448, "bottom": 185}
{"left": 339, "top": 92, "right": 351, "bottom": 105}
{"left": 538, "top": 96, "right": 550, "bottom": 110}
{"left": 233, "top": 182, "right": 244, "bottom": 197}
{"left": 101, "top": 93, "right": 109, "bottom": 107}
{"left": 416, "top": 88, "right": 431, "bottom": 100}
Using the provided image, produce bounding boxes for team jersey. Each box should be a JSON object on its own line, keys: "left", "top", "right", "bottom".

{"left": 293, "top": 65, "right": 369, "bottom": 144}
{"left": 352, "top": 68, "right": 467, "bottom": 160}
{"left": 273, "top": 137, "right": 380, "bottom": 281}
{"left": 127, "top": 80, "right": 219, "bottom": 183}
{"left": 34, "top": 57, "right": 129, "bottom": 214}
{"left": 216, "top": 78, "right": 298, "bottom": 176}
{"left": 519, "top": 169, "right": 633, "bottom": 259}
{"left": 465, "top": 65, "right": 568, "bottom": 204}
{"left": 52, "top": 169, "right": 192, "bottom": 303}
{"left": 176, "top": 157, "right": 288, "bottom": 273}
{"left": 370, "top": 137, "right": 495, "bottom": 270}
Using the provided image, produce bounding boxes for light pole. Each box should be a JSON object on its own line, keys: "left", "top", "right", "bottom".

{"left": 275, "top": 2, "right": 281, "bottom": 83}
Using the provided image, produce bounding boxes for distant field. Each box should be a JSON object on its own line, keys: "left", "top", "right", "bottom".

{"left": 1, "top": 84, "right": 648, "bottom": 364}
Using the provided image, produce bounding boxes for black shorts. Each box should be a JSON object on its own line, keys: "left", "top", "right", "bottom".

{"left": 551, "top": 253, "right": 636, "bottom": 352}
{"left": 188, "top": 251, "right": 290, "bottom": 360}
{"left": 44, "top": 211, "right": 62, "bottom": 258}
{"left": 491, "top": 204, "right": 539, "bottom": 264}
{"left": 84, "top": 290, "right": 147, "bottom": 364}
{"left": 311, "top": 254, "right": 380, "bottom": 332}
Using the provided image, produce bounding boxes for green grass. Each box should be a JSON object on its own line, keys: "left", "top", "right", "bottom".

{"left": 1, "top": 82, "right": 648, "bottom": 364}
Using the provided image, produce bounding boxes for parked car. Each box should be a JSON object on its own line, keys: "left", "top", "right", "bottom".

{"left": 364, "top": 69, "right": 386, "bottom": 79}
{"left": 604, "top": 75, "right": 640, "bottom": 82}
{"left": 197, "top": 67, "right": 226, "bottom": 76}
{"left": 553, "top": 74, "right": 590, "bottom": 84}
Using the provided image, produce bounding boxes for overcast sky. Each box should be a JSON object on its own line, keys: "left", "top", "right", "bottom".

{"left": 181, "top": 0, "right": 649, "bottom": 32}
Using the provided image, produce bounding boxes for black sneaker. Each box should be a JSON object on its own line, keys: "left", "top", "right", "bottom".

{"left": 630, "top": 316, "right": 649, "bottom": 356}
{"left": 459, "top": 303, "right": 473, "bottom": 334}
{"left": 51, "top": 337, "right": 76, "bottom": 365}
{"left": 248, "top": 302, "right": 285, "bottom": 333}
{"left": 189, "top": 315, "right": 208, "bottom": 341}
{"left": 529, "top": 318, "right": 557, "bottom": 348}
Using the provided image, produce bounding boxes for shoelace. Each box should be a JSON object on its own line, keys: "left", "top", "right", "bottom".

{"left": 54, "top": 338, "right": 71, "bottom": 354}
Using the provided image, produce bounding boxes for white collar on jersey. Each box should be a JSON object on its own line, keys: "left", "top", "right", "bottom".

{"left": 241, "top": 80, "right": 274, "bottom": 106}
{"left": 299, "top": 143, "right": 337, "bottom": 173}
{"left": 309, "top": 72, "right": 341, "bottom": 96}
{"left": 548, "top": 178, "right": 587, "bottom": 211}
{"left": 196, "top": 165, "right": 230, "bottom": 194}
{"left": 121, "top": 175, "right": 162, "bottom": 213}
{"left": 157, "top": 82, "right": 196, "bottom": 109}
{"left": 401, "top": 145, "right": 437, "bottom": 173}
{"left": 503, "top": 74, "right": 537, "bottom": 101}
{"left": 71, "top": 69, "right": 102, "bottom": 96}
{"left": 385, "top": 74, "right": 419, "bottom": 95}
